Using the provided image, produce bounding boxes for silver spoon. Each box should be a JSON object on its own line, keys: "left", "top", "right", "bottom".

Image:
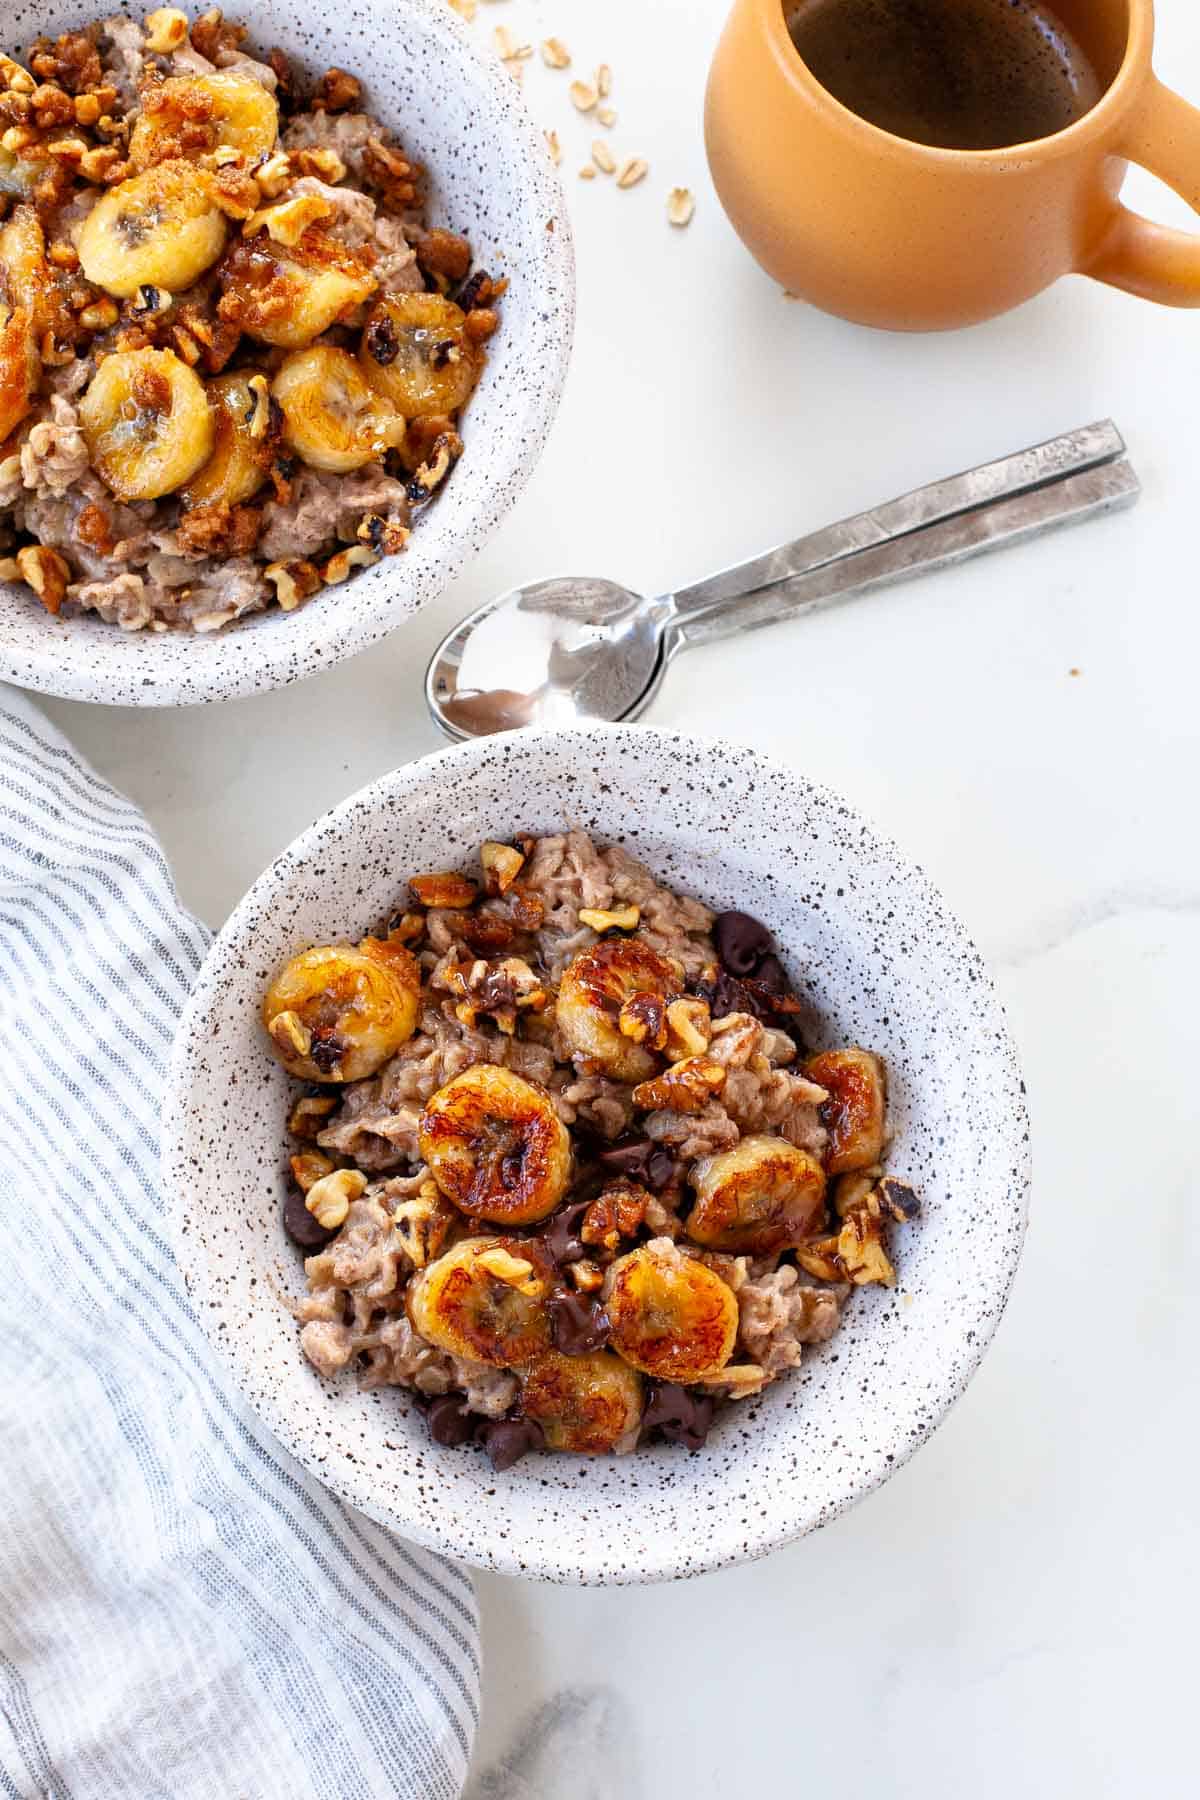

{"left": 426, "top": 422, "right": 1139, "bottom": 741}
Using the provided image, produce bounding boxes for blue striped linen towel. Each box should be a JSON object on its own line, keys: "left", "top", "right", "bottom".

{"left": 0, "top": 688, "right": 480, "bottom": 1800}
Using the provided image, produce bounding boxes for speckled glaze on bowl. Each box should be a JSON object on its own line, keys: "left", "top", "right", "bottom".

{"left": 0, "top": 0, "right": 573, "bottom": 706}
{"left": 164, "top": 727, "right": 1030, "bottom": 1584}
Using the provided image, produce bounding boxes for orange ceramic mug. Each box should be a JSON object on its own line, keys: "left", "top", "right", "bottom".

{"left": 705, "top": 0, "right": 1200, "bottom": 329}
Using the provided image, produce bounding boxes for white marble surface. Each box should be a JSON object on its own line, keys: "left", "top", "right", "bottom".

{"left": 35, "top": 1, "right": 1200, "bottom": 1794}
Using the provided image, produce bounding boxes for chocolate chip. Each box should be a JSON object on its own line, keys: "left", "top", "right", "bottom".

{"left": 430, "top": 338, "right": 456, "bottom": 369}
{"left": 427, "top": 1394, "right": 477, "bottom": 1447}
{"left": 713, "top": 910, "right": 774, "bottom": 977}
{"left": 541, "top": 1198, "right": 591, "bottom": 1266}
{"left": 597, "top": 1137, "right": 678, "bottom": 1192}
{"left": 309, "top": 1034, "right": 341, "bottom": 1074}
{"left": 283, "top": 1187, "right": 336, "bottom": 1249}
{"left": 753, "top": 953, "right": 789, "bottom": 995}
{"left": 365, "top": 314, "right": 399, "bottom": 365}
{"left": 549, "top": 1291, "right": 611, "bottom": 1355}
{"left": 878, "top": 1177, "right": 920, "bottom": 1222}
{"left": 479, "top": 1416, "right": 544, "bottom": 1471}
{"left": 641, "top": 1381, "right": 715, "bottom": 1452}
{"left": 455, "top": 269, "right": 490, "bottom": 312}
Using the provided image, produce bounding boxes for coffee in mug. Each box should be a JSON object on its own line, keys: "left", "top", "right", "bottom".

{"left": 785, "top": 0, "right": 1102, "bottom": 150}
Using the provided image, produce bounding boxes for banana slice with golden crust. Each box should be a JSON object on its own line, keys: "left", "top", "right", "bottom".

{"left": 803, "top": 1047, "right": 887, "bottom": 1174}
{"left": 359, "top": 292, "right": 482, "bottom": 420}
{"left": 76, "top": 162, "right": 227, "bottom": 298}
{"left": 406, "top": 1235, "right": 554, "bottom": 1367}
{"left": 520, "top": 1349, "right": 644, "bottom": 1454}
{"left": 178, "top": 371, "right": 274, "bottom": 509}
{"left": 686, "top": 1133, "right": 827, "bottom": 1256}
{"left": 79, "top": 348, "right": 215, "bottom": 501}
{"left": 262, "top": 936, "right": 421, "bottom": 1082}
{"left": 218, "top": 229, "right": 378, "bottom": 349}
{"left": 419, "top": 1064, "right": 572, "bottom": 1226}
{"left": 272, "top": 345, "right": 405, "bottom": 474}
{"left": 605, "top": 1239, "right": 738, "bottom": 1384}
{"left": 129, "top": 71, "right": 280, "bottom": 172}
{"left": 0, "top": 303, "right": 38, "bottom": 443}
{"left": 556, "top": 938, "right": 682, "bottom": 1082}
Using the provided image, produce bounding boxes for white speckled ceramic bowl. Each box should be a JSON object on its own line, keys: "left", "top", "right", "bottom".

{"left": 0, "top": 0, "right": 573, "bottom": 705}
{"left": 164, "top": 727, "right": 1030, "bottom": 1583}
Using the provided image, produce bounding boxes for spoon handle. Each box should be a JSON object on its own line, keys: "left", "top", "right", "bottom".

{"left": 668, "top": 420, "right": 1127, "bottom": 623}
{"left": 666, "top": 455, "right": 1140, "bottom": 654}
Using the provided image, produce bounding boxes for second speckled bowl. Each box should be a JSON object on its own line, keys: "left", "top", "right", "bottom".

{"left": 0, "top": 0, "right": 573, "bottom": 705}
{"left": 163, "top": 726, "right": 1029, "bottom": 1583}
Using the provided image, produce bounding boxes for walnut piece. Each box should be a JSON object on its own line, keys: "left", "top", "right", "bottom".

{"left": 631, "top": 1056, "right": 726, "bottom": 1114}
{"left": 579, "top": 904, "right": 640, "bottom": 933}
{"left": 16, "top": 545, "right": 70, "bottom": 615}
{"left": 410, "top": 871, "right": 478, "bottom": 909}
{"left": 306, "top": 1167, "right": 366, "bottom": 1232}
{"left": 476, "top": 1246, "right": 546, "bottom": 1298}
{"left": 481, "top": 841, "right": 526, "bottom": 896}
{"left": 290, "top": 1150, "right": 335, "bottom": 1193}
{"left": 618, "top": 990, "right": 667, "bottom": 1049}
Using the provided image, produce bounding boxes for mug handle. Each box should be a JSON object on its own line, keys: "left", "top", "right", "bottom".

{"left": 1084, "top": 77, "right": 1200, "bottom": 305}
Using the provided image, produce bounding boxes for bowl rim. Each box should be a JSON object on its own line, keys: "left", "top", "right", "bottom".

{"left": 163, "top": 724, "right": 1031, "bottom": 1582}
{"left": 0, "top": 0, "right": 575, "bottom": 707}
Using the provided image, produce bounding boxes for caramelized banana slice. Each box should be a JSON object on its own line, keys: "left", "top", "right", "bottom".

{"left": 406, "top": 1236, "right": 554, "bottom": 1368}
{"left": 219, "top": 229, "right": 378, "bottom": 348}
{"left": 687, "top": 1134, "right": 826, "bottom": 1256}
{"left": 520, "top": 1349, "right": 644, "bottom": 1454}
{"left": 0, "top": 303, "right": 38, "bottom": 442}
{"left": 359, "top": 292, "right": 481, "bottom": 419}
{"left": 272, "top": 345, "right": 405, "bottom": 474}
{"left": 79, "top": 348, "right": 215, "bottom": 501}
{"left": 179, "top": 371, "right": 273, "bottom": 509}
{"left": 76, "top": 162, "right": 227, "bottom": 298}
{"left": 262, "top": 936, "right": 421, "bottom": 1082}
{"left": 605, "top": 1239, "right": 738, "bottom": 1383}
{"left": 556, "top": 939, "right": 682, "bottom": 1082}
{"left": 804, "top": 1047, "right": 887, "bottom": 1174}
{"left": 130, "top": 71, "right": 280, "bottom": 171}
{"left": 419, "top": 1064, "right": 572, "bottom": 1226}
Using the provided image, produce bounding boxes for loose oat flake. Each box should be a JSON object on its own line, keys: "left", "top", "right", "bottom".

{"left": 545, "top": 128, "right": 562, "bottom": 166}
{"left": 591, "top": 139, "right": 615, "bottom": 175}
{"left": 596, "top": 106, "right": 617, "bottom": 128}
{"left": 569, "top": 79, "right": 598, "bottom": 112}
{"left": 667, "top": 186, "right": 695, "bottom": 227}
{"left": 446, "top": 0, "right": 477, "bottom": 20}
{"left": 493, "top": 25, "right": 531, "bottom": 60}
{"left": 578, "top": 164, "right": 596, "bottom": 180}
{"left": 541, "top": 37, "right": 570, "bottom": 69}
{"left": 596, "top": 63, "right": 612, "bottom": 98}
{"left": 616, "top": 155, "right": 649, "bottom": 190}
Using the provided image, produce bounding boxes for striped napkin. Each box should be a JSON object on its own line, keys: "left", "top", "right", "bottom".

{"left": 0, "top": 688, "right": 480, "bottom": 1800}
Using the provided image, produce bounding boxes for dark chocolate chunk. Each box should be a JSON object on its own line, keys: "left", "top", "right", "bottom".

{"left": 641, "top": 1381, "right": 715, "bottom": 1452}
{"left": 713, "top": 909, "right": 774, "bottom": 977}
{"left": 427, "top": 1394, "right": 477, "bottom": 1447}
{"left": 542, "top": 1198, "right": 592, "bottom": 1267}
{"left": 597, "top": 1138, "right": 678, "bottom": 1192}
{"left": 549, "top": 1291, "right": 611, "bottom": 1356}
{"left": 283, "top": 1187, "right": 336, "bottom": 1249}
{"left": 309, "top": 1034, "right": 341, "bottom": 1074}
{"left": 878, "top": 1176, "right": 921, "bottom": 1222}
{"left": 478, "top": 1416, "right": 544, "bottom": 1472}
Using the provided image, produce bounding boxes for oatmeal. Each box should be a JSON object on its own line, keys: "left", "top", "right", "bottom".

{"left": 0, "top": 8, "right": 502, "bottom": 633}
{"left": 262, "top": 832, "right": 919, "bottom": 1469}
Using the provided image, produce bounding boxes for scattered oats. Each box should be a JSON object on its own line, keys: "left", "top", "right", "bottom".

{"left": 578, "top": 163, "right": 596, "bottom": 180}
{"left": 541, "top": 37, "right": 570, "bottom": 69}
{"left": 569, "top": 79, "right": 597, "bottom": 112}
{"left": 591, "top": 138, "right": 615, "bottom": 175}
{"left": 544, "top": 128, "right": 561, "bottom": 165}
{"left": 596, "top": 63, "right": 612, "bottom": 98}
{"left": 596, "top": 105, "right": 617, "bottom": 127}
{"left": 493, "top": 25, "right": 531, "bottom": 59}
{"left": 667, "top": 185, "right": 695, "bottom": 227}
{"left": 447, "top": 0, "right": 477, "bottom": 18}
{"left": 616, "top": 155, "right": 648, "bottom": 190}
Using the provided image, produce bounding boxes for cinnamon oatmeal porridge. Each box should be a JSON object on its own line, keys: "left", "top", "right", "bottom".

{"left": 261, "top": 831, "right": 920, "bottom": 1469}
{"left": 0, "top": 7, "right": 502, "bottom": 632}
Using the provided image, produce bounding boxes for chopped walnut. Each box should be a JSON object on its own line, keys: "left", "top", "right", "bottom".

{"left": 175, "top": 501, "right": 261, "bottom": 558}
{"left": 288, "top": 1093, "right": 338, "bottom": 1139}
{"left": 665, "top": 996, "right": 711, "bottom": 1059}
{"left": 363, "top": 135, "right": 420, "bottom": 206}
{"left": 476, "top": 1246, "right": 546, "bottom": 1298}
{"left": 290, "top": 1150, "right": 335, "bottom": 1193}
{"left": 631, "top": 1057, "right": 726, "bottom": 1114}
{"left": 579, "top": 904, "right": 640, "bottom": 933}
{"left": 144, "top": 9, "right": 191, "bottom": 54}
{"left": 388, "top": 1179, "right": 453, "bottom": 1268}
{"left": 416, "top": 228, "right": 472, "bottom": 284}
{"left": 312, "top": 67, "right": 362, "bottom": 113}
{"left": 567, "top": 1259, "right": 604, "bottom": 1293}
{"left": 190, "top": 9, "right": 247, "bottom": 65}
{"left": 264, "top": 559, "right": 321, "bottom": 612}
{"left": 306, "top": 1167, "right": 366, "bottom": 1232}
{"left": 243, "top": 192, "right": 332, "bottom": 245}
{"left": 321, "top": 543, "right": 378, "bottom": 585}
{"left": 481, "top": 841, "right": 525, "bottom": 896}
{"left": 581, "top": 1179, "right": 650, "bottom": 1252}
{"left": 16, "top": 545, "right": 69, "bottom": 615}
